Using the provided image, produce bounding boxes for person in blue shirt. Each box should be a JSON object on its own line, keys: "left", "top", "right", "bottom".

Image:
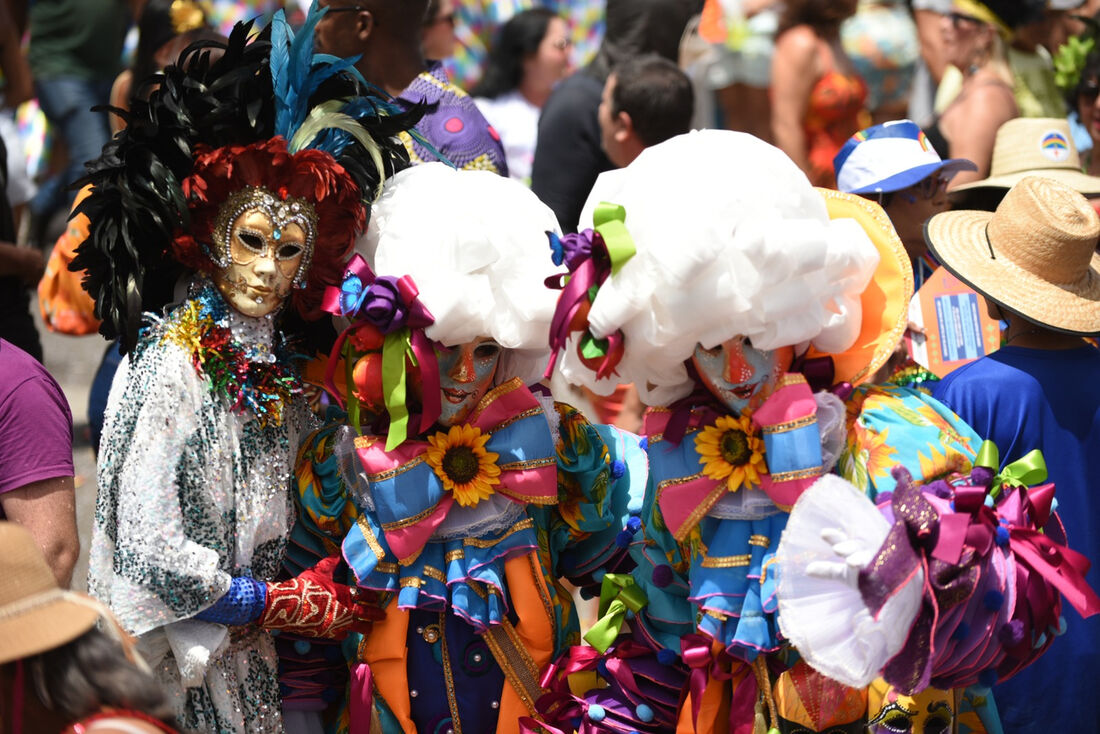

{"left": 927, "top": 174, "right": 1100, "bottom": 732}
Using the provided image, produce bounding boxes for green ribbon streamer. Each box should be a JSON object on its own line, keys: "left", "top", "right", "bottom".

{"left": 583, "top": 572, "right": 647, "bottom": 653}
{"left": 975, "top": 440, "right": 1047, "bottom": 498}
{"left": 382, "top": 328, "right": 412, "bottom": 452}
{"left": 593, "top": 202, "right": 636, "bottom": 276}
{"left": 344, "top": 338, "right": 361, "bottom": 436}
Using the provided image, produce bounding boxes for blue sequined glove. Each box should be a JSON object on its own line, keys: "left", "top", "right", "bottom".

{"left": 194, "top": 576, "right": 268, "bottom": 625}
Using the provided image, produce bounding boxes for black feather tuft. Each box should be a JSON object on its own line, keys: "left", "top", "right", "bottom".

{"left": 71, "top": 22, "right": 275, "bottom": 353}
{"left": 70, "top": 18, "right": 425, "bottom": 355}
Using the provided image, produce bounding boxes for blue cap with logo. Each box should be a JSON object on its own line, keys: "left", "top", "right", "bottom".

{"left": 833, "top": 120, "right": 977, "bottom": 195}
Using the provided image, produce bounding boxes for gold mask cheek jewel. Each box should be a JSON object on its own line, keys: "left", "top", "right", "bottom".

{"left": 210, "top": 186, "right": 318, "bottom": 318}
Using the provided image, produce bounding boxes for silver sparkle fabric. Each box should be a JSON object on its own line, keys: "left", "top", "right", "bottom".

{"left": 88, "top": 290, "right": 309, "bottom": 734}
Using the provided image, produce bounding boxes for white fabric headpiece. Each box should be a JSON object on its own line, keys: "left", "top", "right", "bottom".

{"left": 358, "top": 164, "right": 562, "bottom": 386}
{"left": 560, "top": 129, "right": 880, "bottom": 405}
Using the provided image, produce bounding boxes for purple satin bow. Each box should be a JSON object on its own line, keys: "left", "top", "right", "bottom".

{"left": 531, "top": 641, "right": 684, "bottom": 734}
{"left": 550, "top": 229, "right": 596, "bottom": 271}
{"left": 544, "top": 230, "right": 624, "bottom": 381}
{"left": 324, "top": 255, "right": 434, "bottom": 334}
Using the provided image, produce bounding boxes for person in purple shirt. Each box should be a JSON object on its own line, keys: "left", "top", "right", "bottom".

{"left": 0, "top": 339, "right": 78, "bottom": 586}
{"left": 314, "top": 0, "right": 508, "bottom": 175}
{"left": 926, "top": 175, "right": 1100, "bottom": 732}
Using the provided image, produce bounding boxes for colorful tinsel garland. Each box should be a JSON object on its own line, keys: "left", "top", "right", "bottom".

{"left": 159, "top": 286, "right": 304, "bottom": 427}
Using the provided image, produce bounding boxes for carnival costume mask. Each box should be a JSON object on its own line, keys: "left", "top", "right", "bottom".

{"left": 691, "top": 337, "right": 794, "bottom": 414}
{"left": 866, "top": 679, "right": 953, "bottom": 734}
{"left": 435, "top": 338, "right": 502, "bottom": 426}
{"left": 772, "top": 659, "right": 868, "bottom": 734}
{"left": 68, "top": 8, "right": 420, "bottom": 355}
{"left": 212, "top": 187, "right": 318, "bottom": 317}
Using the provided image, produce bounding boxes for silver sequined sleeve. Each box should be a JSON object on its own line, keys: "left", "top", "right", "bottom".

{"left": 89, "top": 342, "right": 235, "bottom": 636}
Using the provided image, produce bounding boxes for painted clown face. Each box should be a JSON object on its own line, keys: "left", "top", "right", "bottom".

{"left": 434, "top": 338, "right": 502, "bottom": 426}
{"left": 212, "top": 187, "right": 316, "bottom": 318}
{"left": 691, "top": 337, "right": 793, "bottom": 414}
{"left": 867, "top": 680, "right": 954, "bottom": 734}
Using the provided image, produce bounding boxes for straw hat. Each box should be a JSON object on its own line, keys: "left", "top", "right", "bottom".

{"left": 0, "top": 522, "right": 101, "bottom": 664}
{"left": 950, "top": 118, "right": 1100, "bottom": 195}
{"left": 925, "top": 175, "right": 1100, "bottom": 335}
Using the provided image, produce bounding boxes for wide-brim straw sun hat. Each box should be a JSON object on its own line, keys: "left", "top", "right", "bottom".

{"left": 950, "top": 118, "right": 1100, "bottom": 195}
{"left": 925, "top": 175, "right": 1100, "bottom": 335}
{"left": 0, "top": 522, "right": 102, "bottom": 664}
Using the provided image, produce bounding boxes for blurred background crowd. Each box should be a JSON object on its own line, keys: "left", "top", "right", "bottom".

{"left": 6, "top": 0, "right": 1100, "bottom": 334}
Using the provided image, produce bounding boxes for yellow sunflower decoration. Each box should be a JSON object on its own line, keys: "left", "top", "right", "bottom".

{"left": 695, "top": 414, "right": 766, "bottom": 492}
{"left": 425, "top": 425, "right": 501, "bottom": 507}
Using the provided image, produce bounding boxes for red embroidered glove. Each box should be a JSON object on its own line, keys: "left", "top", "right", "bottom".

{"left": 259, "top": 555, "right": 385, "bottom": 640}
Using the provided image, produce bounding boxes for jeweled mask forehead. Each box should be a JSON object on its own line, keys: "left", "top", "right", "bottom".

{"left": 212, "top": 186, "right": 319, "bottom": 285}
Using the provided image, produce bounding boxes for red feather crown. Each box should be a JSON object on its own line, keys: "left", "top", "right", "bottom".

{"left": 173, "top": 136, "right": 366, "bottom": 320}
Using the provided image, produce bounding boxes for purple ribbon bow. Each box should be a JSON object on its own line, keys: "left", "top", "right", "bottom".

{"left": 321, "top": 254, "right": 441, "bottom": 437}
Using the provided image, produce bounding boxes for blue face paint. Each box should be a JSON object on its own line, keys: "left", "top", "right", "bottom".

{"left": 690, "top": 337, "right": 782, "bottom": 414}
{"left": 434, "top": 338, "right": 502, "bottom": 426}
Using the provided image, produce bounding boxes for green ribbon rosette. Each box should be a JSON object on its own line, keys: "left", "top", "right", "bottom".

{"left": 583, "top": 572, "right": 648, "bottom": 653}
{"left": 974, "top": 439, "right": 1048, "bottom": 499}
{"left": 593, "top": 201, "right": 636, "bottom": 276}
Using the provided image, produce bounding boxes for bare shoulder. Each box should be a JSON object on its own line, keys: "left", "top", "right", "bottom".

{"left": 964, "top": 78, "right": 1017, "bottom": 113}
{"left": 774, "top": 25, "right": 818, "bottom": 57}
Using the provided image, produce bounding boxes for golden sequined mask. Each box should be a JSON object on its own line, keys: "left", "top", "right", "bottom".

{"left": 211, "top": 187, "right": 318, "bottom": 318}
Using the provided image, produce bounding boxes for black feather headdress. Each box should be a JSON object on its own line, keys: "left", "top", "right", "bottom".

{"left": 71, "top": 12, "right": 421, "bottom": 353}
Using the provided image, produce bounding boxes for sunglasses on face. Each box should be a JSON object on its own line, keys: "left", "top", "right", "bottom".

{"left": 896, "top": 175, "right": 950, "bottom": 204}
{"left": 918, "top": 174, "right": 950, "bottom": 199}
{"left": 1081, "top": 80, "right": 1100, "bottom": 102}
{"left": 947, "top": 10, "right": 983, "bottom": 28}
{"left": 906, "top": 176, "right": 950, "bottom": 203}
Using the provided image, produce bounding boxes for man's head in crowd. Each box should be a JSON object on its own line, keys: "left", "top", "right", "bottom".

{"left": 313, "top": 0, "right": 430, "bottom": 94}
{"left": 598, "top": 54, "right": 694, "bottom": 168}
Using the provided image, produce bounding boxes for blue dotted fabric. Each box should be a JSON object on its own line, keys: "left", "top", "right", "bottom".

{"left": 195, "top": 576, "right": 267, "bottom": 625}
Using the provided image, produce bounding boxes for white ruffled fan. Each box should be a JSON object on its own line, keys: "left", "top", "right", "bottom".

{"left": 776, "top": 475, "right": 924, "bottom": 688}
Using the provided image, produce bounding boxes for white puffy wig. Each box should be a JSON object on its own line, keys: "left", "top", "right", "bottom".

{"left": 560, "top": 129, "right": 881, "bottom": 406}
{"left": 358, "top": 163, "right": 562, "bottom": 386}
